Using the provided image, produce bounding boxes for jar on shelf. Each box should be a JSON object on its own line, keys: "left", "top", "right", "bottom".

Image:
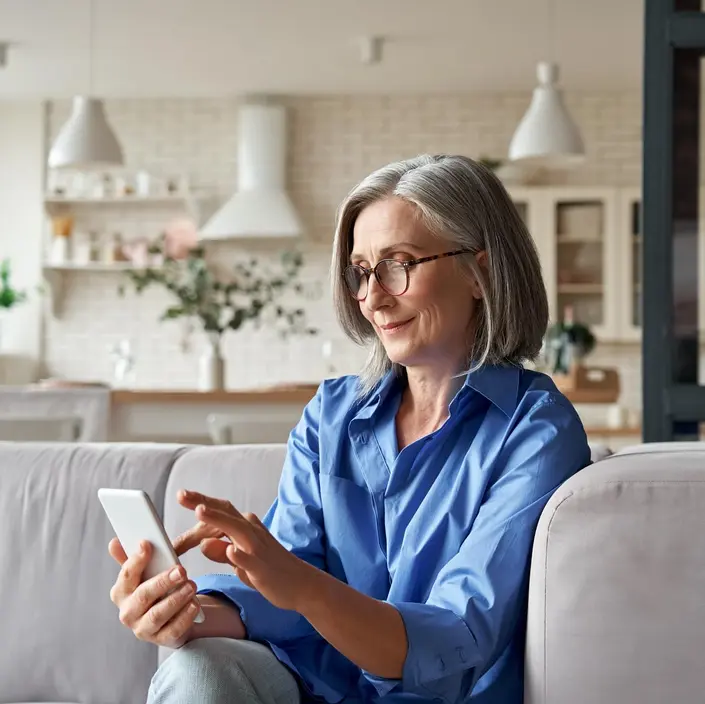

{"left": 49, "top": 215, "right": 74, "bottom": 264}
{"left": 88, "top": 231, "right": 101, "bottom": 262}
{"left": 103, "top": 232, "right": 129, "bottom": 264}
{"left": 92, "top": 173, "right": 115, "bottom": 199}
{"left": 114, "top": 173, "right": 135, "bottom": 197}
{"left": 136, "top": 170, "right": 152, "bottom": 197}
{"left": 72, "top": 231, "right": 91, "bottom": 265}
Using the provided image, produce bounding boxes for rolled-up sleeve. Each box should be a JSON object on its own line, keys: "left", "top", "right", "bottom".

{"left": 196, "top": 385, "right": 326, "bottom": 645}
{"left": 364, "top": 396, "right": 590, "bottom": 701}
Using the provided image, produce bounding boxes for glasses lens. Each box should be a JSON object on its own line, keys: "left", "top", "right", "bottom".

{"left": 377, "top": 260, "right": 407, "bottom": 295}
{"left": 344, "top": 266, "right": 367, "bottom": 299}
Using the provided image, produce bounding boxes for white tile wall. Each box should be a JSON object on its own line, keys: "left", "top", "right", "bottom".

{"left": 44, "top": 92, "right": 643, "bottom": 392}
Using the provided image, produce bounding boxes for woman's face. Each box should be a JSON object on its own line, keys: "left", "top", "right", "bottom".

{"left": 350, "top": 197, "right": 481, "bottom": 371}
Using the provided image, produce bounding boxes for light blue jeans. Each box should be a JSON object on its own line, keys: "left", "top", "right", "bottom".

{"left": 147, "top": 638, "right": 302, "bottom": 704}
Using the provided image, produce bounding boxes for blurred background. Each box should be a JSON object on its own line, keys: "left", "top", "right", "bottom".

{"left": 0, "top": 0, "right": 690, "bottom": 446}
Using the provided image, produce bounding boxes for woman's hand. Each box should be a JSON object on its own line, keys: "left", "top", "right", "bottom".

{"left": 178, "top": 490, "right": 314, "bottom": 612}
{"left": 108, "top": 539, "right": 202, "bottom": 649}
{"left": 172, "top": 489, "right": 230, "bottom": 558}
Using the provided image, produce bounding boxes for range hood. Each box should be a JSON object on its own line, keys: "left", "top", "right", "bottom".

{"left": 200, "top": 102, "right": 302, "bottom": 239}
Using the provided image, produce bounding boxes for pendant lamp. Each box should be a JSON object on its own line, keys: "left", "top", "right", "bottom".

{"left": 48, "top": 0, "right": 123, "bottom": 169}
{"left": 508, "top": 61, "right": 584, "bottom": 165}
{"left": 508, "top": 0, "right": 584, "bottom": 166}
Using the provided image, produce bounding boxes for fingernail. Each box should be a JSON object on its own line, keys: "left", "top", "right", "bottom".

{"left": 170, "top": 567, "right": 182, "bottom": 582}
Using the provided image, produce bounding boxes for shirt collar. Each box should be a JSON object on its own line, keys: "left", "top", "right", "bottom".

{"left": 352, "top": 370, "right": 401, "bottom": 422}
{"left": 461, "top": 364, "right": 521, "bottom": 418}
{"left": 354, "top": 364, "right": 522, "bottom": 421}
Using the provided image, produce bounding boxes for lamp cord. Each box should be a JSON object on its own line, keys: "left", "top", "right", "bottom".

{"left": 548, "top": 0, "right": 555, "bottom": 64}
{"left": 88, "top": 0, "right": 94, "bottom": 95}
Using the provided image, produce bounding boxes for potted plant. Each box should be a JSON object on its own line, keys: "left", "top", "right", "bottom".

{"left": 545, "top": 306, "right": 596, "bottom": 375}
{"left": 0, "top": 259, "right": 27, "bottom": 352}
{"left": 119, "top": 234, "right": 317, "bottom": 391}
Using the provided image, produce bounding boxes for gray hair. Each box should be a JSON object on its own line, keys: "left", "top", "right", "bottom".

{"left": 331, "top": 154, "right": 548, "bottom": 396}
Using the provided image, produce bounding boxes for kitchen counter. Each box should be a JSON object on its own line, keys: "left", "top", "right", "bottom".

{"left": 109, "top": 384, "right": 319, "bottom": 444}
{"left": 5, "top": 381, "right": 648, "bottom": 446}
{"left": 111, "top": 385, "right": 319, "bottom": 405}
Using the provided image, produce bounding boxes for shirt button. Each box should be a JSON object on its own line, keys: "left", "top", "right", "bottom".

{"left": 358, "top": 433, "right": 368, "bottom": 444}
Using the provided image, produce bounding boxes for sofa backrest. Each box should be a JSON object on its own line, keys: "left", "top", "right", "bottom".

{"left": 0, "top": 442, "right": 189, "bottom": 704}
{"left": 525, "top": 442, "right": 705, "bottom": 704}
{"left": 0, "top": 441, "right": 287, "bottom": 704}
{"left": 163, "top": 444, "right": 287, "bottom": 579}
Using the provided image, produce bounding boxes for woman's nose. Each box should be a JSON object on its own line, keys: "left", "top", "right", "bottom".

{"left": 364, "top": 273, "right": 391, "bottom": 310}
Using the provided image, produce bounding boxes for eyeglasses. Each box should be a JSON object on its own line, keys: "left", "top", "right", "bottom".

{"left": 343, "top": 249, "right": 472, "bottom": 301}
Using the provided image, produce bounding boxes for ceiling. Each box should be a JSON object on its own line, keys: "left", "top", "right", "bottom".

{"left": 0, "top": 0, "right": 644, "bottom": 98}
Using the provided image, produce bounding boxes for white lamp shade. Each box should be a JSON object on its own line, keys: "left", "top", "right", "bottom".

{"left": 508, "top": 62, "right": 584, "bottom": 166}
{"left": 48, "top": 96, "right": 124, "bottom": 170}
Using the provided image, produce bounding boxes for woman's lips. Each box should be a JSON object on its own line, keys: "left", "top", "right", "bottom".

{"left": 379, "top": 318, "right": 413, "bottom": 334}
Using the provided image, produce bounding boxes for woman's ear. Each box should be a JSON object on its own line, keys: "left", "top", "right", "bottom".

{"left": 470, "top": 250, "right": 488, "bottom": 300}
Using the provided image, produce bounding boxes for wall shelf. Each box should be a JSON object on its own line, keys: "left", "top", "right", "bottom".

{"left": 41, "top": 187, "right": 216, "bottom": 318}
{"left": 43, "top": 192, "right": 210, "bottom": 218}
{"left": 44, "top": 262, "right": 149, "bottom": 272}
{"left": 42, "top": 262, "right": 154, "bottom": 317}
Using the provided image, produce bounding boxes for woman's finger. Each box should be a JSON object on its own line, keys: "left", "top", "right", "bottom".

{"left": 156, "top": 599, "right": 201, "bottom": 648}
{"left": 242, "top": 512, "right": 267, "bottom": 531}
{"left": 108, "top": 538, "right": 128, "bottom": 565}
{"left": 195, "top": 504, "right": 254, "bottom": 552}
{"left": 121, "top": 565, "right": 188, "bottom": 625}
{"left": 133, "top": 580, "right": 197, "bottom": 639}
{"left": 177, "top": 490, "right": 238, "bottom": 514}
{"left": 200, "top": 537, "right": 232, "bottom": 564}
{"left": 111, "top": 541, "right": 152, "bottom": 605}
{"left": 172, "top": 521, "right": 224, "bottom": 556}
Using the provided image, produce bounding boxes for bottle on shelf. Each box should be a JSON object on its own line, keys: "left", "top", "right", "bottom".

{"left": 49, "top": 214, "right": 73, "bottom": 265}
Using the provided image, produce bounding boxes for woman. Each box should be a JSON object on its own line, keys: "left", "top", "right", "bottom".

{"left": 109, "top": 154, "right": 590, "bottom": 704}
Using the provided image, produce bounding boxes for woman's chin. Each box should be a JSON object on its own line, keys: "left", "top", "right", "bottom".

{"left": 383, "top": 342, "right": 415, "bottom": 367}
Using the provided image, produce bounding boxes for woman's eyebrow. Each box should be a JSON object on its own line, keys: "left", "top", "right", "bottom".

{"left": 350, "top": 241, "right": 422, "bottom": 260}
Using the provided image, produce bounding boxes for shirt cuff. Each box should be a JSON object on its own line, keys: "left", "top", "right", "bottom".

{"left": 195, "top": 573, "right": 314, "bottom": 644}
{"left": 396, "top": 601, "right": 478, "bottom": 696}
{"left": 361, "top": 672, "right": 401, "bottom": 698}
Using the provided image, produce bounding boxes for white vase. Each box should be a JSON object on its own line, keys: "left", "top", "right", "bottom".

{"left": 198, "top": 333, "right": 225, "bottom": 391}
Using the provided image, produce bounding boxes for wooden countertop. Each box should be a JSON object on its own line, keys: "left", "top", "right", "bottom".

{"left": 582, "top": 426, "right": 641, "bottom": 437}
{"left": 110, "top": 384, "right": 319, "bottom": 405}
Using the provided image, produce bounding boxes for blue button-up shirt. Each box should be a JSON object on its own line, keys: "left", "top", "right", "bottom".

{"left": 196, "top": 364, "right": 590, "bottom": 703}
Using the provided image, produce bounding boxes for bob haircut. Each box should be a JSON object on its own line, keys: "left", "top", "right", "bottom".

{"left": 331, "top": 154, "right": 548, "bottom": 395}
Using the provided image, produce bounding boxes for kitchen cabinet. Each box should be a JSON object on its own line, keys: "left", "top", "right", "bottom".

{"left": 509, "top": 186, "right": 640, "bottom": 342}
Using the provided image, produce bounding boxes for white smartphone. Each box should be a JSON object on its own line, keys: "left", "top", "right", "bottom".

{"left": 98, "top": 488, "right": 205, "bottom": 623}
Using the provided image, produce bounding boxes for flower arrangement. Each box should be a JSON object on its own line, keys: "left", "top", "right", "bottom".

{"left": 118, "top": 230, "right": 317, "bottom": 342}
{"left": 0, "top": 259, "right": 27, "bottom": 310}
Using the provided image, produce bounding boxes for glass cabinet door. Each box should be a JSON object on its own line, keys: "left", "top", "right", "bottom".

{"left": 553, "top": 196, "right": 612, "bottom": 336}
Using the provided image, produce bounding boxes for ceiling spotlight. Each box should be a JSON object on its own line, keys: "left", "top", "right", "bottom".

{"left": 359, "top": 36, "right": 384, "bottom": 65}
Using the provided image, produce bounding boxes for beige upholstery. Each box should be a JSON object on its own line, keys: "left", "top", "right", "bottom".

{"left": 525, "top": 442, "right": 705, "bottom": 704}
{"left": 3, "top": 440, "right": 704, "bottom": 704}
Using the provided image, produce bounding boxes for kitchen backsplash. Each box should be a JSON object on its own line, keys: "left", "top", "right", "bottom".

{"left": 44, "top": 92, "right": 645, "bottom": 405}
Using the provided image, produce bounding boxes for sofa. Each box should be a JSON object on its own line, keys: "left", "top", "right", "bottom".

{"left": 1, "top": 440, "right": 704, "bottom": 704}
